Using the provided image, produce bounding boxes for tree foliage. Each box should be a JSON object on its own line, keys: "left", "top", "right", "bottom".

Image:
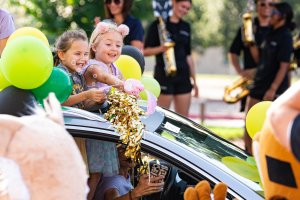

{"left": 7, "top": 0, "right": 154, "bottom": 40}
{"left": 4, "top": 0, "right": 300, "bottom": 51}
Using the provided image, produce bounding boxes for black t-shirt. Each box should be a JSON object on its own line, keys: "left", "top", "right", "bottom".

{"left": 290, "top": 114, "right": 300, "bottom": 163}
{"left": 230, "top": 18, "right": 271, "bottom": 69}
{"left": 252, "top": 25, "right": 293, "bottom": 95}
{"left": 144, "top": 17, "right": 191, "bottom": 80}
{"left": 123, "top": 15, "right": 144, "bottom": 45}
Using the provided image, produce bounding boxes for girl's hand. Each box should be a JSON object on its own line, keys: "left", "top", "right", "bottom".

{"left": 263, "top": 88, "right": 276, "bottom": 101}
{"left": 99, "top": 92, "right": 107, "bottom": 104}
{"left": 132, "top": 174, "right": 164, "bottom": 198}
{"left": 86, "top": 89, "right": 106, "bottom": 102}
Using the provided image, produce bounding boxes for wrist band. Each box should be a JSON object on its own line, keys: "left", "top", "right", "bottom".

{"left": 129, "top": 190, "right": 133, "bottom": 200}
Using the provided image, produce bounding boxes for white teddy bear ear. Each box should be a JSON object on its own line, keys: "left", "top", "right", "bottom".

{"left": 43, "top": 93, "right": 64, "bottom": 127}
{"left": 0, "top": 156, "right": 30, "bottom": 200}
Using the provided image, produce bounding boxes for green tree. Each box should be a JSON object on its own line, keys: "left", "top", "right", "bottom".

{"left": 7, "top": 0, "right": 154, "bottom": 41}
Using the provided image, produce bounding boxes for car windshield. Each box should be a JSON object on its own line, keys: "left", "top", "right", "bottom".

{"left": 153, "top": 107, "right": 264, "bottom": 197}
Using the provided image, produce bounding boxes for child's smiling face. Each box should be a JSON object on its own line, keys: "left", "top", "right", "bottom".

{"left": 93, "top": 31, "right": 122, "bottom": 65}
{"left": 59, "top": 39, "right": 89, "bottom": 73}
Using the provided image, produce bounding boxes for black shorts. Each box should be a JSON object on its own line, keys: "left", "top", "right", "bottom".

{"left": 155, "top": 77, "right": 193, "bottom": 95}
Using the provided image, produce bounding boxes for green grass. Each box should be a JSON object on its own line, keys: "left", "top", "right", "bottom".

{"left": 202, "top": 125, "right": 244, "bottom": 140}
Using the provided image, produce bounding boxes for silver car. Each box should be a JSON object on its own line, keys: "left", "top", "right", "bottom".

{"left": 64, "top": 105, "right": 264, "bottom": 200}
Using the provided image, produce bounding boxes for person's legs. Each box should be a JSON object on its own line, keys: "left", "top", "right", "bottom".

{"left": 174, "top": 93, "right": 192, "bottom": 117}
{"left": 157, "top": 94, "right": 173, "bottom": 109}
{"left": 244, "top": 96, "right": 261, "bottom": 154}
{"left": 87, "top": 173, "right": 101, "bottom": 200}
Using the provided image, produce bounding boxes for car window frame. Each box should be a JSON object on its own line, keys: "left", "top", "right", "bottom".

{"left": 65, "top": 121, "right": 263, "bottom": 200}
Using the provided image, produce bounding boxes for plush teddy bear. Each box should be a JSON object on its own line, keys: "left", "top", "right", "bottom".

{"left": 183, "top": 180, "right": 237, "bottom": 200}
{"left": 0, "top": 92, "right": 88, "bottom": 200}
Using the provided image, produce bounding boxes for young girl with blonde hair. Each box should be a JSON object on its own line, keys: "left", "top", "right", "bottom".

{"left": 82, "top": 21, "right": 130, "bottom": 200}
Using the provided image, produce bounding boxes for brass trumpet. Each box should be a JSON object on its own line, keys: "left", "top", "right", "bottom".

{"left": 223, "top": 70, "right": 256, "bottom": 104}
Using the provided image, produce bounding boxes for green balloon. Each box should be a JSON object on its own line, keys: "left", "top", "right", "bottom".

{"left": 32, "top": 67, "right": 72, "bottom": 104}
{"left": 0, "top": 63, "right": 11, "bottom": 89}
{"left": 0, "top": 35, "right": 53, "bottom": 89}
{"left": 139, "top": 76, "right": 161, "bottom": 100}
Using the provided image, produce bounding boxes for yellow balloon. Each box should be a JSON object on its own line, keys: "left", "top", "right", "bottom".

{"left": 114, "top": 55, "right": 141, "bottom": 80}
{"left": 246, "top": 101, "right": 272, "bottom": 138}
{"left": 7, "top": 27, "right": 49, "bottom": 47}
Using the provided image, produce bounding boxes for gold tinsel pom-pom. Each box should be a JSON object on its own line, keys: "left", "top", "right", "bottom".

{"left": 104, "top": 90, "right": 148, "bottom": 164}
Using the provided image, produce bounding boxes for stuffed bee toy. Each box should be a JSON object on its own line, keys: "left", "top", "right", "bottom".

{"left": 0, "top": 89, "right": 88, "bottom": 200}
{"left": 252, "top": 81, "right": 300, "bottom": 200}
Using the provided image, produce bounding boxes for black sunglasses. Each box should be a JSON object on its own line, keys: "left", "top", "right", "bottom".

{"left": 105, "top": 0, "right": 121, "bottom": 5}
{"left": 258, "top": 2, "right": 274, "bottom": 7}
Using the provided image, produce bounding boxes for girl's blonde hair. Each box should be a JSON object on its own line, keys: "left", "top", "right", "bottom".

{"left": 53, "top": 30, "right": 88, "bottom": 66}
{"left": 89, "top": 21, "right": 129, "bottom": 59}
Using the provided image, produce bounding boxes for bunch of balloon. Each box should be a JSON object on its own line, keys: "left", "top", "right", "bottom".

{"left": 0, "top": 27, "right": 53, "bottom": 90}
{"left": 246, "top": 101, "right": 272, "bottom": 138}
{"left": 0, "top": 27, "right": 72, "bottom": 105}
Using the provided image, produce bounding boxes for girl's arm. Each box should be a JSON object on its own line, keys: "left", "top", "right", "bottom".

{"left": 263, "top": 62, "right": 290, "bottom": 101}
{"left": 61, "top": 92, "right": 89, "bottom": 107}
{"left": 186, "top": 55, "right": 198, "bottom": 97}
{"left": 61, "top": 89, "right": 105, "bottom": 107}
{"left": 88, "top": 65, "right": 125, "bottom": 88}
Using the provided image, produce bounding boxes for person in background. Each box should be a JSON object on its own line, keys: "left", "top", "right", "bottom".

{"left": 228, "top": 0, "right": 272, "bottom": 112}
{"left": 0, "top": 7, "right": 15, "bottom": 56}
{"left": 94, "top": 0, "right": 144, "bottom": 50}
{"left": 245, "top": 2, "right": 295, "bottom": 153}
{"left": 144, "top": 0, "right": 198, "bottom": 118}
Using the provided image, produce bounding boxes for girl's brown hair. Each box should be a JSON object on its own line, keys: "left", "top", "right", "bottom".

{"left": 104, "top": 0, "right": 133, "bottom": 20}
{"left": 53, "top": 30, "right": 88, "bottom": 66}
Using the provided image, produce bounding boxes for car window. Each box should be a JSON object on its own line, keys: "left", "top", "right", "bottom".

{"left": 153, "top": 107, "right": 264, "bottom": 198}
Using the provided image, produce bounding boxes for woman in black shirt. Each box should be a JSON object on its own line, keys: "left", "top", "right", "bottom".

{"left": 144, "top": 0, "right": 198, "bottom": 117}
{"left": 244, "top": 2, "right": 295, "bottom": 153}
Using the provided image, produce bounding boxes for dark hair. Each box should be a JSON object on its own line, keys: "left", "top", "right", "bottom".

{"left": 274, "top": 2, "right": 296, "bottom": 31}
{"left": 104, "top": 0, "right": 133, "bottom": 20}
{"left": 53, "top": 30, "right": 88, "bottom": 66}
